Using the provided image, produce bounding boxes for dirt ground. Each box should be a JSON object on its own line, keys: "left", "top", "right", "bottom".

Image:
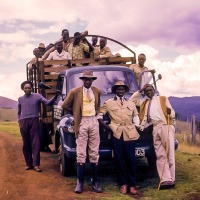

{"left": 0, "top": 132, "right": 114, "bottom": 200}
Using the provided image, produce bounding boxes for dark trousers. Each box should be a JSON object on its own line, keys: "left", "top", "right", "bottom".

{"left": 19, "top": 117, "right": 40, "bottom": 167}
{"left": 112, "top": 135, "right": 136, "bottom": 187}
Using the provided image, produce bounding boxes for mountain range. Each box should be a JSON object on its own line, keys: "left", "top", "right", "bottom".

{"left": 169, "top": 96, "right": 200, "bottom": 121}
{"left": 0, "top": 96, "right": 199, "bottom": 122}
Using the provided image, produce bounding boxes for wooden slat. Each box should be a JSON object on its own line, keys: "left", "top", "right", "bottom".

{"left": 39, "top": 57, "right": 135, "bottom": 67}
{"left": 44, "top": 82, "right": 57, "bottom": 87}
{"left": 44, "top": 74, "right": 59, "bottom": 80}
{"left": 44, "top": 66, "right": 67, "bottom": 72}
{"left": 46, "top": 111, "right": 52, "bottom": 117}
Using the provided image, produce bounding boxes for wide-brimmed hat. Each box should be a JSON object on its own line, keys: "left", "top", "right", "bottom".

{"left": 111, "top": 81, "right": 129, "bottom": 94}
{"left": 38, "top": 43, "right": 45, "bottom": 49}
{"left": 79, "top": 70, "right": 97, "bottom": 80}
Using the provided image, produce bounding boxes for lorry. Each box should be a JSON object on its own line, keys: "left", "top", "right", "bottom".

{"left": 26, "top": 34, "right": 176, "bottom": 176}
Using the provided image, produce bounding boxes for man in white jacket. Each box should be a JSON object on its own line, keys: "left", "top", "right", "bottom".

{"left": 130, "top": 84, "right": 176, "bottom": 190}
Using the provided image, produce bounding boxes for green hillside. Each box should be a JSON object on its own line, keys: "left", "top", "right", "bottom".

{"left": 0, "top": 108, "right": 17, "bottom": 122}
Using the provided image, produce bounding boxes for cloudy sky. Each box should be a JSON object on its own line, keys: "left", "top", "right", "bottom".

{"left": 0, "top": 0, "right": 200, "bottom": 100}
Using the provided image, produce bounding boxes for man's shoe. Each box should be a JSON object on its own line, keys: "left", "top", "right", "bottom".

{"left": 74, "top": 180, "right": 83, "bottom": 194}
{"left": 92, "top": 182, "right": 103, "bottom": 193}
{"left": 159, "top": 181, "right": 175, "bottom": 190}
{"left": 129, "top": 187, "right": 137, "bottom": 195}
{"left": 34, "top": 166, "right": 42, "bottom": 172}
{"left": 25, "top": 166, "right": 33, "bottom": 170}
{"left": 119, "top": 185, "right": 127, "bottom": 194}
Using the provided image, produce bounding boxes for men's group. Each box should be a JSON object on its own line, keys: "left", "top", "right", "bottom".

{"left": 19, "top": 30, "right": 176, "bottom": 196}
{"left": 28, "top": 29, "right": 114, "bottom": 71}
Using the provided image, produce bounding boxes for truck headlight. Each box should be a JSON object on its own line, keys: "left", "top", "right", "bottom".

{"left": 58, "top": 114, "right": 75, "bottom": 133}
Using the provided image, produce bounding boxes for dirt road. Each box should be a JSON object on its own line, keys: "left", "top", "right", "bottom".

{"left": 0, "top": 132, "right": 110, "bottom": 200}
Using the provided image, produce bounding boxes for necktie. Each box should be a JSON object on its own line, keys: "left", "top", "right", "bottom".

{"left": 120, "top": 97, "right": 123, "bottom": 106}
{"left": 147, "top": 99, "right": 152, "bottom": 123}
{"left": 86, "top": 89, "right": 92, "bottom": 101}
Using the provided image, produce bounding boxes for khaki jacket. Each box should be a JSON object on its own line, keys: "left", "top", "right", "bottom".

{"left": 62, "top": 86, "right": 101, "bottom": 137}
{"left": 100, "top": 97, "right": 139, "bottom": 141}
{"left": 129, "top": 64, "right": 148, "bottom": 84}
{"left": 130, "top": 91, "right": 175, "bottom": 131}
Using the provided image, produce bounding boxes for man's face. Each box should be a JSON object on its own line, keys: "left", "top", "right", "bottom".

{"left": 144, "top": 86, "right": 154, "bottom": 99}
{"left": 92, "top": 37, "right": 98, "bottom": 46}
{"left": 138, "top": 55, "right": 146, "bottom": 67}
{"left": 56, "top": 43, "right": 63, "bottom": 53}
{"left": 33, "top": 49, "right": 40, "bottom": 58}
{"left": 74, "top": 37, "right": 81, "bottom": 45}
{"left": 62, "top": 30, "right": 69, "bottom": 42}
{"left": 23, "top": 84, "right": 32, "bottom": 96}
{"left": 38, "top": 47, "right": 45, "bottom": 53}
{"left": 82, "top": 78, "right": 94, "bottom": 89}
{"left": 100, "top": 39, "right": 106, "bottom": 49}
{"left": 115, "top": 86, "right": 126, "bottom": 97}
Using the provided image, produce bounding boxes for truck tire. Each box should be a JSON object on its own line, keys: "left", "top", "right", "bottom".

{"left": 59, "top": 141, "right": 74, "bottom": 176}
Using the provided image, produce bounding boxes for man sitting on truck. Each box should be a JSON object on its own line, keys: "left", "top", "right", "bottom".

{"left": 129, "top": 53, "right": 148, "bottom": 85}
{"left": 95, "top": 38, "right": 112, "bottom": 61}
{"left": 68, "top": 32, "right": 94, "bottom": 64}
{"left": 46, "top": 42, "right": 72, "bottom": 74}
{"left": 90, "top": 36, "right": 99, "bottom": 59}
{"left": 28, "top": 48, "right": 42, "bottom": 71}
{"left": 62, "top": 70, "right": 102, "bottom": 194}
{"left": 42, "top": 29, "right": 71, "bottom": 60}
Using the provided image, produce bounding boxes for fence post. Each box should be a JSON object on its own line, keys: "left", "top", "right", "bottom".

{"left": 191, "top": 115, "right": 196, "bottom": 144}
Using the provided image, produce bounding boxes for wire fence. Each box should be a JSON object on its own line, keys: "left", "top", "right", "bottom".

{"left": 175, "top": 116, "right": 200, "bottom": 147}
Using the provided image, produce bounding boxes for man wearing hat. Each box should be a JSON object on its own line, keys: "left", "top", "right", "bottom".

{"left": 130, "top": 84, "right": 175, "bottom": 190}
{"left": 62, "top": 70, "right": 102, "bottom": 194}
{"left": 18, "top": 81, "right": 60, "bottom": 172}
{"left": 99, "top": 81, "right": 140, "bottom": 195}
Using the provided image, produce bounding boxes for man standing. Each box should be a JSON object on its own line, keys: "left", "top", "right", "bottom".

{"left": 130, "top": 84, "right": 176, "bottom": 190}
{"left": 18, "top": 81, "right": 60, "bottom": 172}
{"left": 129, "top": 53, "right": 148, "bottom": 84}
{"left": 62, "top": 70, "right": 102, "bottom": 194}
{"left": 99, "top": 81, "right": 140, "bottom": 195}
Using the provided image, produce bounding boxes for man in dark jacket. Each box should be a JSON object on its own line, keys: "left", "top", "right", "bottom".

{"left": 62, "top": 70, "right": 102, "bottom": 194}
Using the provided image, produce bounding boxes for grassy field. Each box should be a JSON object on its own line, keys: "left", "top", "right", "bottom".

{"left": 0, "top": 107, "right": 17, "bottom": 122}
{"left": 0, "top": 122, "right": 200, "bottom": 200}
{"left": 0, "top": 121, "right": 20, "bottom": 138}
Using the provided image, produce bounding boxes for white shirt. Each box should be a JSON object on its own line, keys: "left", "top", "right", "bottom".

{"left": 149, "top": 96, "right": 164, "bottom": 122}
{"left": 47, "top": 50, "right": 72, "bottom": 61}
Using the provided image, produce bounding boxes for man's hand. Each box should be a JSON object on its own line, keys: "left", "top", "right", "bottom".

{"left": 94, "top": 56, "right": 100, "bottom": 61}
{"left": 166, "top": 108, "right": 171, "bottom": 115}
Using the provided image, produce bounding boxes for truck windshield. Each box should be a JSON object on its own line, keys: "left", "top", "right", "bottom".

{"left": 68, "top": 70, "right": 138, "bottom": 94}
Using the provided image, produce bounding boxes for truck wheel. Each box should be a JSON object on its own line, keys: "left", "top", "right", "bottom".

{"left": 147, "top": 154, "right": 157, "bottom": 171}
{"left": 59, "top": 142, "right": 74, "bottom": 176}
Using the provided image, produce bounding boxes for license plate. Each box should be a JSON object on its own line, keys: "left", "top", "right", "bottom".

{"left": 135, "top": 148, "right": 145, "bottom": 157}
